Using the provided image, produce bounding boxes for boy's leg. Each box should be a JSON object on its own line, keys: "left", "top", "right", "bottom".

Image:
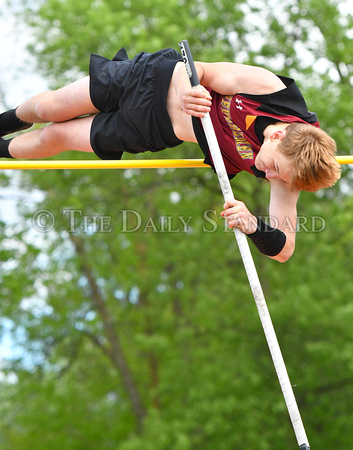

{"left": 0, "top": 76, "right": 101, "bottom": 159}
{"left": 0, "top": 77, "right": 99, "bottom": 138}
{"left": 8, "top": 115, "right": 96, "bottom": 159}
{"left": 16, "top": 76, "right": 99, "bottom": 124}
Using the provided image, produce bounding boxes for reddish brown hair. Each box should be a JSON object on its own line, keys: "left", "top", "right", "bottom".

{"left": 278, "top": 123, "right": 341, "bottom": 192}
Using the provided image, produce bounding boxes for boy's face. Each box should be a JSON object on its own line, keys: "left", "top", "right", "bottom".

{"left": 255, "top": 139, "right": 292, "bottom": 184}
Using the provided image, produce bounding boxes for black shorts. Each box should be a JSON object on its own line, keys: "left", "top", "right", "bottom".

{"left": 89, "top": 47, "right": 183, "bottom": 160}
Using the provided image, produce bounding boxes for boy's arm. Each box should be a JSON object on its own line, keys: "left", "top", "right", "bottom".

{"left": 268, "top": 179, "right": 299, "bottom": 262}
{"left": 196, "top": 61, "right": 286, "bottom": 95}
{"left": 173, "top": 61, "right": 286, "bottom": 117}
{"left": 221, "top": 181, "right": 299, "bottom": 263}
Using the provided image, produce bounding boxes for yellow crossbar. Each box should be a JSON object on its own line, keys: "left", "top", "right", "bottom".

{"left": 0, "top": 159, "right": 207, "bottom": 170}
{"left": 336, "top": 156, "right": 353, "bottom": 165}
{"left": 0, "top": 156, "right": 351, "bottom": 170}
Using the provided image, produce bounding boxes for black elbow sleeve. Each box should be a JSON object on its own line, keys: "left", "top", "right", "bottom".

{"left": 247, "top": 217, "right": 286, "bottom": 257}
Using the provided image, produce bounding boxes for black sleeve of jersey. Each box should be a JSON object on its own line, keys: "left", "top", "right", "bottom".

{"left": 239, "top": 76, "right": 318, "bottom": 125}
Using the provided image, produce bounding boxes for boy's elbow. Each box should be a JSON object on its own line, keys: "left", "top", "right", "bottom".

{"left": 272, "top": 251, "right": 292, "bottom": 263}
{"left": 270, "top": 240, "right": 295, "bottom": 263}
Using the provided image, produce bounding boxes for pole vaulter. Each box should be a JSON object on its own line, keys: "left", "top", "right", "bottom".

{"left": 179, "top": 39, "right": 310, "bottom": 450}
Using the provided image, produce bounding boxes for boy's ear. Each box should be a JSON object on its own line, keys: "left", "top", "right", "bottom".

{"left": 270, "top": 130, "right": 286, "bottom": 141}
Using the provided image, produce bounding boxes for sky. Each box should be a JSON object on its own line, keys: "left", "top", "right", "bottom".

{"left": 0, "top": 1, "right": 47, "bottom": 373}
{"left": 0, "top": 0, "right": 46, "bottom": 222}
{"left": 0, "top": 0, "right": 48, "bottom": 107}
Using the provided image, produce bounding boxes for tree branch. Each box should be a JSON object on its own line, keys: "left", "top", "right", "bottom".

{"left": 69, "top": 234, "right": 146, "bottom": 432}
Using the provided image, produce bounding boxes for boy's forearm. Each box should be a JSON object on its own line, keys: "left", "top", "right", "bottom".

{"left": 173, "top": 63, "right": 211, "bottom": 117}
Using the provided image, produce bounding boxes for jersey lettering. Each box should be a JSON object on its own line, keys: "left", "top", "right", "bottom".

{"left": 220, "top": 96, "right": 254, "bottom": 160}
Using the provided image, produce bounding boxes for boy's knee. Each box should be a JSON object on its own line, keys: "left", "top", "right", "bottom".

{"left": 34, "top": 92, "right": 57, "bottom": 122}
{"left": 39, "top": 124, "right": 66, "bottom": 152}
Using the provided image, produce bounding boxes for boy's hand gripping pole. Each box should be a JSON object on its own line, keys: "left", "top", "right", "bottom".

{"left": 179, "top": 39, "right": 310, "bottom": 450}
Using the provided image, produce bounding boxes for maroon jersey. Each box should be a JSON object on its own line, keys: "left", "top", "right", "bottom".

{"left": 192, "top": 75, "right": 320, "bottom": 179}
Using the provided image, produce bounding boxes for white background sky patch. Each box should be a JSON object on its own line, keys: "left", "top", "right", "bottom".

{"left": 0, "top": 0, "right": 48, "bottom": 107}
{"left": 0, "top": 1, "right": 48, "bottom": 366}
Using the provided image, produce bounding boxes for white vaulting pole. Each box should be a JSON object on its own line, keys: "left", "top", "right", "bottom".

{"left": 179, "top": 40, "right": 310, "bottom": 449}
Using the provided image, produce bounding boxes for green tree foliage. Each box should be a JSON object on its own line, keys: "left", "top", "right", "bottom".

{"left": 1, "top": 0, "right": 353, "bottom": 448}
